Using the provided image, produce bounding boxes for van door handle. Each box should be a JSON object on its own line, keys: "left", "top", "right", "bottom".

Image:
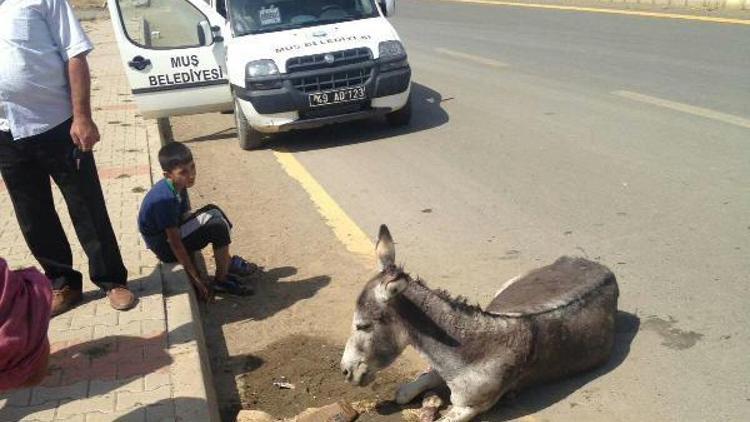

{"left": 128, "top": 56, "right": 151, "bottom": 71}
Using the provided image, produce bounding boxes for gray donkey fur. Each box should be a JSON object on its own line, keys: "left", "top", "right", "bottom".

{"left": 341, "top": 225, "right": 618, "bottom": 421}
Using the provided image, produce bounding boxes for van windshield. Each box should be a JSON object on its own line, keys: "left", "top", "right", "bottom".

{"left": 228, "top": 0, "right": 380, "bottom": 36}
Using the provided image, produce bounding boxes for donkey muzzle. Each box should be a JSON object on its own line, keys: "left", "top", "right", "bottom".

{"left": 342, "top": 361, "right": 373, "bottom": 386}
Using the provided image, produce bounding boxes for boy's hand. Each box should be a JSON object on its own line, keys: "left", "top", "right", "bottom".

{"left": 190, "top": 277, "right": 214, "bottom": 302}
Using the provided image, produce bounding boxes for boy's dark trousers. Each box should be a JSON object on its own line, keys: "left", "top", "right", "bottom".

{"left": 0, "top": 119, "right": 127, "bottom": 292}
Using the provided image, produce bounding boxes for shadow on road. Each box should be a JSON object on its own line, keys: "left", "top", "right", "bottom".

{"left": 270, "top": 82, "right": 450, "bottom": 152}
{"left": 173, "top": 82, "right": 450, "bottom": 151}
{"left": 209, "top": 266, "right": 331, "bottom": 322}
{"left": 482, "top": 311, "right": 641, "bottom": 420}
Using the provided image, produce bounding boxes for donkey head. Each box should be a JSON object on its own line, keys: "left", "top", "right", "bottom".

{"left": 341, "top": 225, "right": 410, "bottom": 386}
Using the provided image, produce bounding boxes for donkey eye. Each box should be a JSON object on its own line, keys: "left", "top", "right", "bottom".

{"left": 356, "top": 323, "right": 373, "bottom": 331}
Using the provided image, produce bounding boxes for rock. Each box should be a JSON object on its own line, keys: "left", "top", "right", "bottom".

{"left": 401, "top": 408, "right": 421, "bottom": 422}
{"left": 294, "top": 400, "right": 358, "bottom": 422}
{"left": 236, "top": 409, "right": 275, "bottom": 422}
{"left": 419, "top": 391, "right": 443, "bottom": 422}
{"left": 351, "top": 399, "right": 377, "bottom": 414}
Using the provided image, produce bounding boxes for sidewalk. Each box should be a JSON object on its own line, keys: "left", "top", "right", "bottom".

{"left": 0, "top": 18, "right": 217, "bottom": 422}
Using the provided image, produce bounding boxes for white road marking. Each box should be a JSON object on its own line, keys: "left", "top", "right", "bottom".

{"left": 434, "top": 48, "right": 509, "bottom": 68}
{"left": 613, "top": 90, "right": 750, "bottom": 130}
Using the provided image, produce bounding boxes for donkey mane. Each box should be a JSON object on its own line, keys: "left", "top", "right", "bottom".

{"left": 409, "top": 274, "right": 489, "bottom": 317}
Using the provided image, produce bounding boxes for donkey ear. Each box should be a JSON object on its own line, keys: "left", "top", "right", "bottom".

{"left": 376, "top": 224, "right": 396, "bottom": 270}
{"left": 376, "top": 274, "right": 407, "bottom": 303}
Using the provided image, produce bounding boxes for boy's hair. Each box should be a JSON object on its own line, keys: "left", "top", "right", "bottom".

{"left": 158, "top": 142, "right": 193, "bottom": 172}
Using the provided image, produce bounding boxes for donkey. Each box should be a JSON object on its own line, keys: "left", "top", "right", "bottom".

{"left": 341, "top": 225, "right": 618, "bottom": 421}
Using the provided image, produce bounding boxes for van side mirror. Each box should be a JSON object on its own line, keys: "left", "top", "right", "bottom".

{"left": 197, "top": 21, "right": 223, "bottom": 46}
{"left": 379, "top": 0, "right": 396, "bottom": 17}
{"left": 197, "top": 20, "right": 213, "bottom": 46}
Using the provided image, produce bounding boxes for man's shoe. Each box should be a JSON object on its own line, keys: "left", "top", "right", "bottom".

{"left": 107, "top": 287, "right": 136, "bottom": 311}
{"left": 51, "top": 286, "right": 83, "bottom": 317}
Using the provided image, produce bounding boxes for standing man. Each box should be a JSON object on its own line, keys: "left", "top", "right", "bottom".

{"left": 0, "top": 0, "right": 135, "bottom": 315}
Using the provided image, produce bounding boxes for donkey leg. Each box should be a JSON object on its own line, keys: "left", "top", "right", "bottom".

{"left": 435, "top": 405, "right": 481, "bottom": 422}
{"left": 396, "top": 370, "right": 444, "bottom": 405}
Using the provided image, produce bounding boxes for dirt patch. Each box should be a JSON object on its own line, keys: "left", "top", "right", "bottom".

{"left": 641, "top": 315, "right": 703, "bottom": 350}
{"left": 237, "top": 335, "right": 418, "bottom": 421}
{"left": 70, "top": 0, "right": 105, "bottom": 10}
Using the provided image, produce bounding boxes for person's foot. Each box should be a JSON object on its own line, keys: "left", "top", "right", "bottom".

{"left": 229, "top": 255, "right": 260, "bottom": 277}
{"left": 213, "top": 278, "right": 254, "bottom": 296}
{"left": 107, "top": 287, "right": 137, "bottom": 311}
{"left": 51, "top": 286, "right": 83, "bottom": 317}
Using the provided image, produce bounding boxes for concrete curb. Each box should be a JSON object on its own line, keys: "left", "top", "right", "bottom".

{"left": 146, "top": 121, "right": 221, "bottom": 422}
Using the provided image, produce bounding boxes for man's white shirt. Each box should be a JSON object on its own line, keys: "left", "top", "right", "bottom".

{"left": 0, "top": 0, "right": 93, "bottom": 140}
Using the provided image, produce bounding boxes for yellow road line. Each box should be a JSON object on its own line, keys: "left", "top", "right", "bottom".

{"left": 434, "top": 0, "right": 750, "bottom": 25}
{"left": 613, "top": 90, "right": 750, "bottom": 129}
{"left": 273, "top": 149, "right": 375, "bottom": 256}
{"left": 435, "top": 47, "right": 509, "bottom": 67}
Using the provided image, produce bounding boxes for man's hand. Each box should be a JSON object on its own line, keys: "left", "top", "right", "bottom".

{"left": 67, "top": 54, "right": 98, "bottom": 151}
{"left": 70, "top": 117, "right": 100, "bottom": 151}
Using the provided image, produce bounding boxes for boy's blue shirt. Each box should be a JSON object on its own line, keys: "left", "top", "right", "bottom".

{"left": 138, "top": 179, "right": 190, "bottom": 252}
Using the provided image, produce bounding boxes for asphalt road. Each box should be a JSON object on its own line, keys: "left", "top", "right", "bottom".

{"left": 170, "top": 1, "right": 750, "bottom": 420}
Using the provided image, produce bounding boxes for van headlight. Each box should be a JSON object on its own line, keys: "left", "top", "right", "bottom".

{"left": 378, "top": 41, "right": 408, "bottom": 71}
{"left": 378, "top": 41, "right": 406, "bottom": 60}
{"left": 245, "top": 59, "right": 282, "bottom": 90}
{"left": 246, "top": 59, "right": 279, "bottom": 78}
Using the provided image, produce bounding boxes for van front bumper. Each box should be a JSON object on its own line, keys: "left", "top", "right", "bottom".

{"left": 232, "top": 62, "right": 411, "bottom": 116}
{"left": 235, "top": 89, "right": 409, "bottom": 133}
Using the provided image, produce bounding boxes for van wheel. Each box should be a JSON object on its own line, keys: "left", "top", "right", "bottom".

{"left": 386, "top": 95, "right": 412, "bottom": 127}
{"left": 235, "top": 100, "right": 263, "bottom": 150}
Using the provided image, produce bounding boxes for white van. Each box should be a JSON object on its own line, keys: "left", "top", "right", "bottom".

{"left": 107, "top": 0, "right": 412, "bottom": 149}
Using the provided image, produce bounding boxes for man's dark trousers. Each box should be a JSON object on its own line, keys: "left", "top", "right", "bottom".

{"left": 0, "top": 119, "right": 127, "bottom": 291}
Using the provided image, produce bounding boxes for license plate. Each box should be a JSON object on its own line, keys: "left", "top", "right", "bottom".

{"left": 309, "top": 86, "right": 366, "bottom": 107}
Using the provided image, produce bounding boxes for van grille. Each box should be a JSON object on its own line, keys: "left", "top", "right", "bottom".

{"left": 286, "top": 48, "right": 372, "bottom": 73}
{"left": 290, "top": 67, "right": 373, "bottom": 93}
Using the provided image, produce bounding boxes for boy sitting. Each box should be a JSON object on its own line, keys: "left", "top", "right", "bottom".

{"left": 138, "top": 142, "right": 255, "bottom": 300}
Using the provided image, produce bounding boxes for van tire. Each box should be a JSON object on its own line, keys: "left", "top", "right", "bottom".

{"left": 386, "top": 95, "right": 412, "bottom": 127}
{"left": 235, "top": 100, "right": 263, "bottom": 150}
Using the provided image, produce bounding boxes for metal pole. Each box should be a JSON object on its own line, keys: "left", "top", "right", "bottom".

{"left": 157, "top": 117, "right": 174, "bottom": 146}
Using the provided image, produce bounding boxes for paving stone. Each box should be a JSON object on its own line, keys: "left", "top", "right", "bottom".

{"left": 49, "top": 340, "right": 70, "bottom": 355}
{"left": 94, "top": 321, "right": 141, "bottom": 338}
{"left": 140, "top": 319, "right": 166, "bottom": 336}
{"left": 49, "top": 326, "right": 94, "bottom": 343}
{"left": 85, "top": 408, "right": 145, "bottom": 422}
{"left": 145, "top": 402, "right": 176, "bottom": 422}
{"left": 48, "top": 316, "right": 73, "bottom": 331}
{"left": 139, "top": 297, "right": 165, "bottom": 317}
{"left": 115, "top": 386, "right": 171, "bottom": 411}
{"left": 56, "top": 393, "right": 116, "bottom": 419}
{"left": 70, "top": 313, "right": 118, "bottom": 329}
{"left": 0, "top": 386, "right": 31, "bottom": 407}
{"left": 38, "top": 368, "right": 63, "bottom": 388}
{"left": 56, "top": 414, "right": 85, "bottom": 422}
{"left": 143, "top": 369, "right": 171, "bottom": 391}
{"left": 94, "top": 301, "right": 118, "bottom": 317}
{"left": 89, "top": 377, "right": 144, "bottom": 397}
{"left": 0, "top": 402, "right": 58, "bottom": 421}
{"left": 30, "top": 381, "right": 88, "bottom": 406}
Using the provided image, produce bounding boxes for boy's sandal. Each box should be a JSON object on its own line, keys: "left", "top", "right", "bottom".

{"left": 214, "top": 278, "right": 254, "bottom": 296}
{"left": 229, "top": 255, "right": 260, "bottom": 277}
